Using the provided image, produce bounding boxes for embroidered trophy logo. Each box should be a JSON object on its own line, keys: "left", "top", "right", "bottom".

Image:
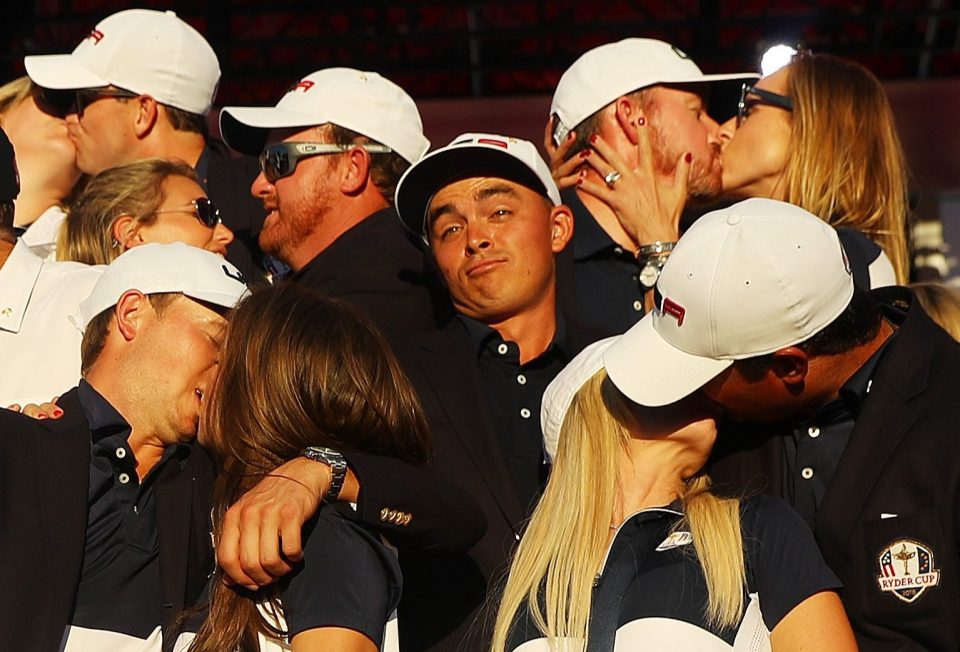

{"left": 876, "top": 539, "right": 941, "bottom": 603}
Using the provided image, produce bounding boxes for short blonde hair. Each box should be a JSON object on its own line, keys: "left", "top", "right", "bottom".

{"left": 0, "top": 77, "right": 32, "bottom": 119}
{"left": 58, "top": 158, "right": 199, "bottom": 265}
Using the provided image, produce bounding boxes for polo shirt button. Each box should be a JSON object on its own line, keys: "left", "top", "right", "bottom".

{"left": 118, "top": 473, "right": 131, "bottom": 484}
{"left": 801, "top": 467, "right": 814, "bottom": 480}
{"left": 520, "top": 408, "right": 531, "bottom": 419}
{"left": 808, "top": 427, "right": 820, "bottom": 438}
{"left": 517, "top": 374, "right": 527, "bottom": 385}
{"left": 115, "top": 447, "right": 127, "bottom": 459}
{"left": 614, "top": 246, "right": 624, "bottom": 255}
{"left": 497, "top": 343, "right": 509, "bottom": 355}
{"left": 633, "top": 300, "right": 643, "bottom": 311}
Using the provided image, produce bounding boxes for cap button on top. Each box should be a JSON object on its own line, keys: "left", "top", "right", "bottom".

{"left": 726, "top": 214, "right": 742, "bottom": 225}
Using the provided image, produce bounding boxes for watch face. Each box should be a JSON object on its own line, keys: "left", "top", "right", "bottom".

{"left": 639, "top": 262, "right": 660, "bottom": 288}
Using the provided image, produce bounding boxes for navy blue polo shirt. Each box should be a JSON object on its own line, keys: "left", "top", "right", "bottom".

{"left": 507, "top": 496, "right": 840, "bottom": 650}
{"left": 61, "top": 381, "right": 190, "bottom": 649}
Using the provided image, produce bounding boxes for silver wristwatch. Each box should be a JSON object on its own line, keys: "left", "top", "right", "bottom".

{"left": 302, "top": 446, "right": 347, "bottom": 503}
{"left": 639, "top": 257, "right": 667, "bottom": 289}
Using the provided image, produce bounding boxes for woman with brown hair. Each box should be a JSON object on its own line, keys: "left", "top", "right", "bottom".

{"left": 185, "top": 283, "right": 430, "bottom": 652}
{"left": 491, "top": 340, "right": 857, "bottom": 651}
{"left": 59, "top": 157, "right": 234, "bottom": 264}
{"left": 719, "top": 52, "right": 910, "bottom": 285}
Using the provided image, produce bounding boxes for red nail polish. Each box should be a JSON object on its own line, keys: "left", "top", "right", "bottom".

{"left": 53, "top": 409, "right": 63, "bottom": 417}
{"left": 590, "top": 134, "right": 598, "bottom": 144}
{"left": 576, "top": 178, "right": 584, "bottom": 186}
{"left": 566, "top": 131, "right": 574, "bottom": 140}
{"left": 37, "top": 413, "right": 48, "bottom": 419}
{"left": 580, "top": 150, "right": 590, "bottom": 158}
{"left": 638, "top": 117, "right": 646, "bottom": 126}
{"left": 684, "top": 152, "right": 692, "bottom": 163}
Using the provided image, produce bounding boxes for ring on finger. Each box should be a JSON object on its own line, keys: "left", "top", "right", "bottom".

{"left": 604, "top": 170, "right": 622, "bottom": 186}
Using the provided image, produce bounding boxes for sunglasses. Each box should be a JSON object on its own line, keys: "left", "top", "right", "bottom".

{"left": 737, "top": 82, "right": 794, "bottom": 126}
{"left": 154, "top": 197, "right": 222, "bottom": 228}
{"left": 35, "top": 86, "right": 139, "bottom": 118}
{"left": 259, "top": 141, "right": 393, "bottom": 183}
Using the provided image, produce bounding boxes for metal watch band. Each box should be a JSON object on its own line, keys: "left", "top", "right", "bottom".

{"left": 301, "top": 446, "right": 347, "bottom": 503}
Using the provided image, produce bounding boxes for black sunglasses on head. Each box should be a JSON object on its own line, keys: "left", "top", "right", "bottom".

{"left": 154, "top": 197, "right": 222, "bottom": 228}
{"left": 737, "top": 82, "right": 794, "bottom": 126}
{"left": 259, "top": 141, "right": 393, "bottom": 183}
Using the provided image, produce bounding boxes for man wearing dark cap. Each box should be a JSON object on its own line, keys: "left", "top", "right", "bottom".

{"left": 390, "top": 132, "right": 607, "bottom": 650}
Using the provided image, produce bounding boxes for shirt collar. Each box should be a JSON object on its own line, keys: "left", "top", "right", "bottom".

{"left": 19, "top": 205, "right": 67, "bottom": 250}
{"left": 458, "top": 312, "right": 570, "bottom": 362}
{"left": 0, "top": 242, "right": 44, "bottom": 334}
{"left": 562, "top": 187, "right": 617, "bottom": 260}
{"left": 77, "top": 379, "right": 132, "bottom": 445}
{"left": 837, "top": 327, "right": 898, "bottom": 413}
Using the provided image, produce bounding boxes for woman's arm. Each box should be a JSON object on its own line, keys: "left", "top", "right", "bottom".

{"left": 770, "top": 590, "right": 859, "bottom": 651}
{"left": 291, "top": 627, "right": 378, "bottom": 652}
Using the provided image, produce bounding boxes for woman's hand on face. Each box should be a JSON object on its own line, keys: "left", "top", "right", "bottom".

{"left": 574, "top": 122, "right": 691, "bottom": 247}
{"left": 542, "top": 119, "right": 581, "bottom": 190}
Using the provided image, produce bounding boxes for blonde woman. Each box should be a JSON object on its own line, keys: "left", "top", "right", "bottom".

{"left": 491, "top": 340, "right": 857, "bottom": 651}
{"left": 59, "top": 158, "right": 234, "bottom": 264}
{"left": 0, "top": 77, "right": 82, "bottom": 257}
{"left": 719, "top": 52, "right": 910, "bottom": 285}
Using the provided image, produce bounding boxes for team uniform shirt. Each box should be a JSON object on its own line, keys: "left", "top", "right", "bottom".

{"left": 561, "top": 188, "right": 646, "bottom": 334}
{"left": 61, "top": 381, "right": 190, "bottom": 651}
{"left": 460, "top": 315, "right": 572, "bottom": 510}
{"left": 0, "top": 242, "right": 102, "bottom": 406}
{"left": 19, "top": 204, "right": 67, "bottom": 260}
{"left": 506, "top": 496, "right": 840, "bottom": 651}
{"left": 176, "top": 504, "right": 402, "bottom": 651}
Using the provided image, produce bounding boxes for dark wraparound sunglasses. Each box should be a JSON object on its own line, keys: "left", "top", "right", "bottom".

{"left": 36, "top": 87, "right": 139, "bottom": 118}
{"left": 259, "top": 141, "right": 393, "bottom": 183}
{"left": 737, "top": 82, "right": 794, "bottom": 126}
{"left": 154, "top": 197, "right": 222, "bottom": 228}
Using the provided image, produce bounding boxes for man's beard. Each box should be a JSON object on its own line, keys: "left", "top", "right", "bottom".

{"left": 648, "top": 123, "right": 723, "bottom": 201}
{"left": 259, "top": 184, "right": 333, "bottom": 267}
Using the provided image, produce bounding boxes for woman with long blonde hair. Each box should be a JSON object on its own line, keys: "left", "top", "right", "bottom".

{"left": 720, "top": 52, "right": 911, "bottom": 285}
{"left": 184, "top": 283, "right": 431, "bottom": 652}
{"left": 491, "top": 340, "right": 857, "bottom": 651}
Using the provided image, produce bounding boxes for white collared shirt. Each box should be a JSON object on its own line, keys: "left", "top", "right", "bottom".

{"left": 19, "top": 204, "right": 67, "bottom": 261}
{"left": 0, "top": 242, "right": 103, "bottom": 407}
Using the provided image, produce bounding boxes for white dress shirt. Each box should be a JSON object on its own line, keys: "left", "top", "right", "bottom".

{"left": 0, "top": 241, "right": 103, "bottom": 407}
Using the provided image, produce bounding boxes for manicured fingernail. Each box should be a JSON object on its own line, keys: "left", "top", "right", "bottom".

{"left": 685, "top": 152, "right": 692, "bottom": 163}
{"left": 37, "top": 413, "right": 48, "bottom": 419}
{"left": 576, "top": 178, "right": 584, "bottom": 186}
{"left": 638, "top": 117, "right": 645, "bottom": 126}
{"left": 579, "top": 169, "right": 587, "bottom": 177}
{"left": 566, "top": 131, "right": 574, "bottom": 140}
{"left": 52, "top": 409, "right": 63, "bottom": 417}
{"left": 589, "top": 134, "right": 598, "bottom": 143}
{"left": 580, "top": 150, "right": 590, "bottom": 158}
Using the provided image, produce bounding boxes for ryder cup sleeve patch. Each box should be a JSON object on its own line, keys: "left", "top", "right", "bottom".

{"left": 876, "top": 538, "right": 942, "bottom": 603}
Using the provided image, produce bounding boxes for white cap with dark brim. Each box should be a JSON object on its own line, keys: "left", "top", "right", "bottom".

{"left": 394, "top": 132, "right": 560, "bottom": 237}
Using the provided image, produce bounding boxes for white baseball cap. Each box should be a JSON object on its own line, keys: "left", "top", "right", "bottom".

{"left": 394, "top": 132, "right": 560, "bottom": 236}
{"left": 604, "top": 198, "right": 855, "bottom": 407}
{"left": 550, "top": 38, "right": 756, "bottom": 138}
{"left": 219, "top": 68, "right": 430, "bottom": 164}
{"left": 541, "top": 336, "right": 618, "bottom": 463}
{"left": 24, "top": 9, "right": 220, "bottom": 115}
{"left": 79, "top": 242, "right": 250, "bottom": 328}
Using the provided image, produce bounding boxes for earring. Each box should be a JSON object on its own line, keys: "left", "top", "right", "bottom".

{"left": 111, "top": 238, "right": 121, "bottom": 249}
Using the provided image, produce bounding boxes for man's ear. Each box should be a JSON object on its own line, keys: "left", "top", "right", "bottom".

{"left": 112, "top": 215, "right": 142, "bottom": 250}
{"left": 769, "top": 347, "right": 809, "bottom": 389}
{"left": 549, "top": 204, "right": 574, "bottom": 253}
{"left": 132, "top": 95, "right": 160, "bottom": 139}
{"left": 340, "top": 145, "right": 372, "bottom": 195}
{"left": 614, "top": 96, "right": 645, "bottom": 146}
{"left": 114, "top": 290, "right": 149, "bottom": 342}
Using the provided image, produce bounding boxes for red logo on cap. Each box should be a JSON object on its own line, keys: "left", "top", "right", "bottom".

{"left": 88, "top": 29, "right": 105, "bottom": 44}
{"left": 661, "top": 297, "right": 686, "bottom": 326}
{"left": 477, "top": 138, "right": 508, "bottom": 149}
{"left": 294, "top": 80, "right": 315, "bottom": 93}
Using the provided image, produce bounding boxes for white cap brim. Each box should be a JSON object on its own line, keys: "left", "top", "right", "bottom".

{"left": 603, "top": 313, "right": 732, "bottom": 407}
{"left": 219, "top": 106, "right": 321, "bottom": 156}
{"left": 24, "top": 54, "right": 109, "bottom": 90}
